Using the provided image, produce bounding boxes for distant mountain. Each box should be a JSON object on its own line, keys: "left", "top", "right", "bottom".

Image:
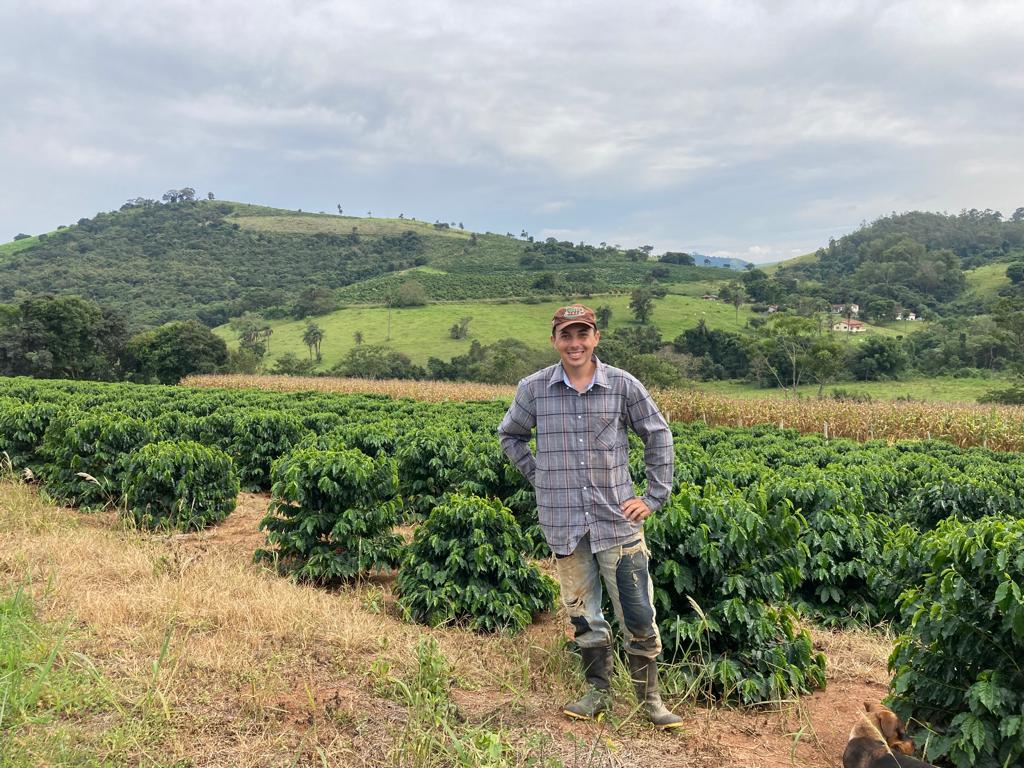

{"left": 0, "top": 198, "right": 722, "bottom": 329}
{"left": 691, "top": 254, "right": 752, "bottom": 270}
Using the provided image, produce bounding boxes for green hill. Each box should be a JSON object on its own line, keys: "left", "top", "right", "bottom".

{"left": 215, "top": 292, "right": 759, "bottom": 369}
{"left": 962, "top": 262, "right": 1011, "bottom": 303}
{"left": 773, "top": 210, "right": 1024, "bottom": 315}
{"left": 0, "top": 199, "right": 723, "bottom": 329}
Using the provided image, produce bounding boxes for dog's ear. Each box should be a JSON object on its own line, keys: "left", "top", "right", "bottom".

{"left": 891, "top": 739, "right": 915, "bottom": 756}
{"left": 877, "top": 709, "right": 900, "bottom": 741}
{"left": 864, "top": 701, "right": 878, "bottom": 713}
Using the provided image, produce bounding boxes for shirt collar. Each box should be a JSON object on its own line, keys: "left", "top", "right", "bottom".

{"left": 549, "top": 356, "right": 610, "bottom": 391}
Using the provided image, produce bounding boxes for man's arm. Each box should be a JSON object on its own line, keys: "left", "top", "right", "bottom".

{"left": 623, "top": 378, "right": 674, "bottom": 512}
{"left": 498, "top": 380, "right": 538, "bottom": 486}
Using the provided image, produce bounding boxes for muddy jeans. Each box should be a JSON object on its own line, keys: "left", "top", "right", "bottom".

{"left": 554, "top": 531, "right": 662, "bottom": 659}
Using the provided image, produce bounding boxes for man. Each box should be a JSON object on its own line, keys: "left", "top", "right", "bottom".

{"left": 497, "top": 304, "right": 682, "bottom": 730}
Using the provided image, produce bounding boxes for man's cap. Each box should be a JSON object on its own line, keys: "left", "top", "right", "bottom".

{"left": 551, "top": 304, "right": 597, "bottom": 334}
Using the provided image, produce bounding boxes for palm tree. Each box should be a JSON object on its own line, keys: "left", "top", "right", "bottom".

{"left": 302, "top": 322, "right": 324, "bottom": 362}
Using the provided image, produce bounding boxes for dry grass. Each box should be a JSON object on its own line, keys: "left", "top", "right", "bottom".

{"left": 181, "top": 373, "right": 516, "bottom": 403}
{"left": 807, "top": 626, "right": 893, "bottom": 687}
{"left": 0, "top": 483, "right": 894, "bottom": 767}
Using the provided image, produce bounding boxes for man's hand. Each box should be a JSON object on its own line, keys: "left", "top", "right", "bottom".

{"left": 620, "top": 497, "right": 651, "bottom": 522}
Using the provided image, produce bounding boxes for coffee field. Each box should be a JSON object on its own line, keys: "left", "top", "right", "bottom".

{"left": 1, "top": 375, "right": 1022, "bottom": 767}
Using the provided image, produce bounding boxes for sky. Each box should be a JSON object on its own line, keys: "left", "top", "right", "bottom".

{"left": 2, "top": 0, "right": 1022, "bottom": 264}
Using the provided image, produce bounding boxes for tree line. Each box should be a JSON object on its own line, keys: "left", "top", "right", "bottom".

{"left": 0, "top": 294, "right": 227, "bottom": 384}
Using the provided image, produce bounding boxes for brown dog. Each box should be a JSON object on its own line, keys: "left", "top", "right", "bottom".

{"left": 843, "top": 702, "right": 937, "bottom": 768}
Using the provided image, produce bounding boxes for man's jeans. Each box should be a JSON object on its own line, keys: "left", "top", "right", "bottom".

{"left": 554, "top": 531, "right": 662, "bottom": 659}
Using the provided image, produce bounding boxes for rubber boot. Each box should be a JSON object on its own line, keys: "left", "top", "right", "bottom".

{"left": 563, "top": 645, "right": 613, "bottom": 720}
{"left": 628, "top": 654, "right": 684, "bottom": 730}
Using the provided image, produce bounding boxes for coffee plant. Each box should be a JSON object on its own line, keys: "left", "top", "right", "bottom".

{"left": 888, "top": 515, "right": 1024, "bottom": 768}
{"left": 394, "top": 426, "right": 470, "bottom": 519}
{"left": 867, "top": 523, "right": 924, "bottom": 625}
{"left": 0, "top": 400, "right": 58, "bottom": 474}
{"left": 645, "top": 481, "right": 826, "bottom": 704}
{"left": 228, "top": 411, "right": 309, "bottom": 491}
{"left": 121, "top": 440, "right": 238, "bottom": 531}
{"left": 760, "top": 467, "right": 891, "bottom": 624}
{"left": 395, "top": 494, "right": 557, "bottom": 633}
{"left": 41, "top": 411, "right": 152, "bottom": 508}
{"left": 256, "top": 448, "right": 403, "bottom": 584}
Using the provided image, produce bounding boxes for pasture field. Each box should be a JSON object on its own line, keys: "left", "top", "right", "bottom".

{"left": 963, "top": 261, "right": 1011, "bottom": 302}
{"left": 214, "top": 293, "right": 759, "bottom": 368}
{"left": 0, "top": 235, "right": 42, "bottom": 257}
{"left": 231, "top": 210, "right": 473, "bottom": 241}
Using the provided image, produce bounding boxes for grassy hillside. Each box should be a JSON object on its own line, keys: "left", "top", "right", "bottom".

{"left": 759, "top": 251, "right": 817, "bottom": 275}
{"left": 218, "top": 293, "right": 759, "bottom": 368}
{"left": 962, "top": 262, "right": 1011, "bottom": 303}
{"left": 218, "top": 291, "right": 916, "bottom": 370}
{"left": 0, "top": 236, "right": 43, "bottom": 256}
{"left": 0, "top": 200, "right": 725, "bottom": 329}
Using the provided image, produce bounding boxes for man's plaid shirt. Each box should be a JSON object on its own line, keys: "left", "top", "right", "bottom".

{"left": 497, "top": 357, "right": 674, "bottom": 556}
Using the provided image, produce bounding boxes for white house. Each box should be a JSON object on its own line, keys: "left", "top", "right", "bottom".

{"left": 895, "top": 311, "right": 918, "bottom": 321}
{"left": 833, "top": 319, "right": 867, "bottom": 333}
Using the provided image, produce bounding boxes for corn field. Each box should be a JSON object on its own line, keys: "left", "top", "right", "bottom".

{"left": 184, "top": 374, "right": 1024, "bottom": 451}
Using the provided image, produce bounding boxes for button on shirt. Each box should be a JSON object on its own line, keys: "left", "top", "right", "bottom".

{"left": 497, "top": 357, "right": 674, "bottom": 556}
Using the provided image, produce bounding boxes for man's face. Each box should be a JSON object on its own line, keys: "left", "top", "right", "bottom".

{"left": 551, "top": 323, "right": 600, "bottom": 372}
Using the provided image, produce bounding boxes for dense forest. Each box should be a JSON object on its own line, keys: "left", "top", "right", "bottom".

{"left": 778, "top": 209, "right": 1024, "bottom": 314}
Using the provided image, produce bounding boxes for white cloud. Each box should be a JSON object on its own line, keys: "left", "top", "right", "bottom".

{"left": 2, "top": 0, "right": 1023, "bottom": 253}
{"left": 537, "top": 201, "right": 573, "bottom": 215}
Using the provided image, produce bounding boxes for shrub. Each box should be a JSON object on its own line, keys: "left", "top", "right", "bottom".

{"left": 867, "top": 523, "right": 924, "bottom": 624}
{"left": 302, "top": 421, "right": 403, "bottom": 458}
{"left": 0, "top": 401, "right": 58, "bottom": 473}
{"left": 394, "top": 426, "right": 470, "bottom": 519}
{"left": 645, "top": 482, "right": 826, "bottom": 704}
{"left": 256, "top": 448, "right": 403, "bottom": 584}
{"left": 903, "top": 465, "right": 1022, "bottom": 528}
{"left": 889, "top": 516, "right": 1024, "bottom": 768}
{"left": 458, "top": 438, "right": 550, "bottom": 558}
{"left": 228, "top": 411, "right": 309, "bottom": 491}
{"left": 41, "top": 411, "right": 152, "bottom": 507}
{"left": 760, "top": 467, "right": 890, "bottom": 625}
{"left": 122, "top": 440, "right": 238, "bottom": 530}
{"left": 395, "top": 494, "right": 557, "bottom": 633}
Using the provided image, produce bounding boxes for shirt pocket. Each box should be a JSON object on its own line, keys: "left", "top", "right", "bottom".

{"left": 594, "top": 415, "right": 624, "bottom": 450}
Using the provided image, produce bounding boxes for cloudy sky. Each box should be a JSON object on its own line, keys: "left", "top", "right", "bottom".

{"left": 2, "top": 0, "right": 1022, "bottom": 263}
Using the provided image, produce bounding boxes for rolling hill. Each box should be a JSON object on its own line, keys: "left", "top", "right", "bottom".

{"left": 213, "top": 292, "right": 760, "bottom": 369}
{"left": 0, "top": 199, "right": 726, "bottom": 330}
